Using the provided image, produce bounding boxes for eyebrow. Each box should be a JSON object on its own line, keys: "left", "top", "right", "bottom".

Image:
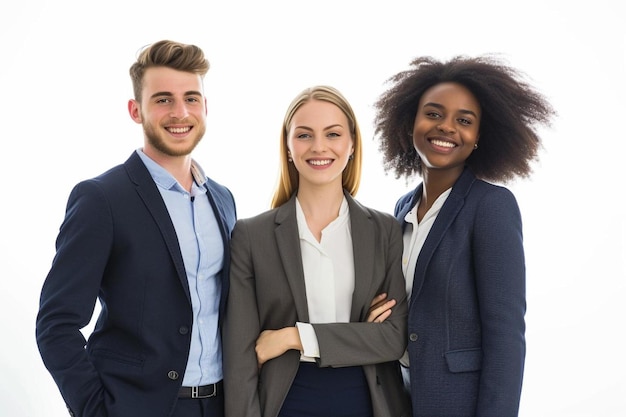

{"left": 294, "top": 124, "right": 344, "bottom": 131}
{"left": 423, "top": 102, "right": 479, "bottom": 118}
{"left": 149, "top": 90, "right": 203, "bottom": 99}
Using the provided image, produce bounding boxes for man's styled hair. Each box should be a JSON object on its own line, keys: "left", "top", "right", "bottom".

{"left": 129, "top": 40, "right": 210, "bottom": 102}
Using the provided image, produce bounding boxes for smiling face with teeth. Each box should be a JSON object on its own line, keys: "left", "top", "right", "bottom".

{"left": 412, "top": 82, "right": 481, "bottom": 176}
{"left": 128, "top": 66, "right": 207, "bottom": 159}
{"left": 286, "top": 99, "right": 354, "bottom": 191}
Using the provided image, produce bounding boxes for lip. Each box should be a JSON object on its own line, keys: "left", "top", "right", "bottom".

{"left": 165, "top": 125, "right": 193, "bottom": 136}
{"left": 427, "top": 135, "right": 458, "bottom": 152}
{"left": 306, "top": 158, "right": 334, "bottom": 169}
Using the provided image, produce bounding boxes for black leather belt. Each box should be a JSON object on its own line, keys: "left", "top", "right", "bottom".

{"left": 178, "top": 381, "right": 223, "bottom": 398}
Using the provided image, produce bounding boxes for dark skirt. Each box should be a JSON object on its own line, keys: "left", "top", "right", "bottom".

{"left": 278, "top": 362, "right": 373, "bottom": 417}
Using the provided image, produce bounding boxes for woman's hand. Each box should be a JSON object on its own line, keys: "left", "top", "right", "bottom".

{"left": 367, "top": 293, "right": 396, "bottom": 323}
{"left": 255, "top": 327, "right": 302, "bottom": 367}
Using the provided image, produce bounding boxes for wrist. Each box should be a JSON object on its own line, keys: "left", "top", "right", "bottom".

{"left": 289, "top": 326, "right": 303, "bottom": 351}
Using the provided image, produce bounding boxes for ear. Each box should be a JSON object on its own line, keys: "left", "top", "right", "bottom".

{"left": 128, "top": 99, "right": 142, "bottom": 124}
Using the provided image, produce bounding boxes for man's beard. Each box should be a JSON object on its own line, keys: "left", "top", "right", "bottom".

{"left": 143, "top": 120, "right": 205, "bottom": 157}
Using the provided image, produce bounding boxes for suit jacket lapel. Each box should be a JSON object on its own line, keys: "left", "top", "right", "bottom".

{"left": 124, "top": 153, "right": 190, "bottom": 300}
{"left": 202, "top": 179, "right": 235, "bottom": 318}
{"left": 346, "top": 193, "right": 375, "bottom": 322}
{"left": 274, "top": 196, "right": 310, "bottom": 323}
{"left": 411, "top": 168, "right": 476, "bottom": 303}
{"left": 395, "top": 184, "right": 422, "bottom": 227}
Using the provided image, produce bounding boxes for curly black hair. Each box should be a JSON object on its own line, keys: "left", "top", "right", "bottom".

{"left": 373, "top": 55, "right": 556, "bottom": 183}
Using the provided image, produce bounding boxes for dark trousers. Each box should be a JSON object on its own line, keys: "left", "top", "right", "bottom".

{"left": 279, "top": 362, "right": 373, "bottom": 417}
{"left": 171, "top": 395, "right": 224, "bottom": 417}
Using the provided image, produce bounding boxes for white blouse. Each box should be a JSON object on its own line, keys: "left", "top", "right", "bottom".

{"left": 294, "top": 197, "right": 354, "bottom": 361}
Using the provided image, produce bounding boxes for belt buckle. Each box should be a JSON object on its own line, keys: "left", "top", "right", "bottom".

{"left": 191, "top": 384, "right": 216, "bottom": 399}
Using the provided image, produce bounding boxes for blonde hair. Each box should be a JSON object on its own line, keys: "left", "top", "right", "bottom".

{"left": 270, "top": 85, "right": 362, "bottom": 208}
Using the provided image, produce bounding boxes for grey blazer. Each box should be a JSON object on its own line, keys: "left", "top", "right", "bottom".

{"left": 223, "top": 192, "right": 410, "bottom": 417}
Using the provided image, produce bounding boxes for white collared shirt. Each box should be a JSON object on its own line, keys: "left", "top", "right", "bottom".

{"left": 295, "top": 197, "right": 354, "bottom": 361}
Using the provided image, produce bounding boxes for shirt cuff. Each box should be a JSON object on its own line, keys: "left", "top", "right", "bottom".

{"left": 295, "top": 322, "right": 320, "bottom": 359}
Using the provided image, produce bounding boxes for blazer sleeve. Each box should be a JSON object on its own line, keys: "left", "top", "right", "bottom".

{"left": 36, "top": 180, "right": 111, "bottom": 417}
{"left": 474, "top": 187, "right": 526, "bottom": 415}
{"left": 312, "top": 216, "right": 408, "bottom": 368}
{"left": 223, "top": 219, "right": 263, "bottom": 417}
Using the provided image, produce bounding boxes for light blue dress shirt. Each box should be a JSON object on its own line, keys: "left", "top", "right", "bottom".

{"left": 137, "top": 149, "right": 223, "bottom": 386}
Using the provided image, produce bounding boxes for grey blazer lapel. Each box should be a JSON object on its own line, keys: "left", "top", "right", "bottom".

{"left": 274, "top": 196, "right": 310, "bottom": 322}
{"left": 346, "top": 193, "right": 375, "bottom": 322}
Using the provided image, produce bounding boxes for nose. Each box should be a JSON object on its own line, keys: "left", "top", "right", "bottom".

{"left": 436, "top": 119, "right": 455, "bottom": 134}
{"left": 310, "top": 135, "right": 327, "bottom": 152}
{"left": 170, "top": 101, "right": 189, "bottom": 120}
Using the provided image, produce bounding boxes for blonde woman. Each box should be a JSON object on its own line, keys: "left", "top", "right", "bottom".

{"left": 223, "top": 86, "right": 410, "bottom": 417}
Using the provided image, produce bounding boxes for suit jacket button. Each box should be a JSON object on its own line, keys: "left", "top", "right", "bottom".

{"left": 409, "top": 333, "right": 418, "bottom": 342}
{"left": 179, "top": 326, "right": 189, "bottom": 335}
{"left": 168, "top": 370, "right": 179, "bottom": 380}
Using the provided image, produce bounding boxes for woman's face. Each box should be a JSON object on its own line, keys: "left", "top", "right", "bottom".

{"left": 412, "top": 82, "right": 481, "bottom": 173}
{"left": 286, "top": 99, "right": 354, "bottom": 191}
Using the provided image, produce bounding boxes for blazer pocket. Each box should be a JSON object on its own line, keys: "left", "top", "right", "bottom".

{"left": 91, "top": 348, "right": 145, "bottom": 370}
{"left": 444, "top": 348, "right": 482, "bottom": 373}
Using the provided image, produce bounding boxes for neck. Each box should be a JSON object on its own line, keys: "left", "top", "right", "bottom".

{"left": 418, "top": 166, "right": 463, "bottom": 221}
{"left": 296, "top": 184, "right": 345, "bottom": 241}
{"left": 143, "top": 147, "right": 194, "bottom": 191}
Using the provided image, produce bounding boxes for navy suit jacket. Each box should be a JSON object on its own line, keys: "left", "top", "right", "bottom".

{"left": 396, "top": 167, "right": 525, "bottom": 417}
{"left": 36, "top": 152, "right": 236, "bottom": 417}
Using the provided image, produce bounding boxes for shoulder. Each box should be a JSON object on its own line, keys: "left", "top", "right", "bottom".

{"left": 463, "top": 180, "right": 522, "bottom": 228}
{"left": 454, "top": 168, "right": 516, "bottom": 202}
{"left": 68, "top": 162, "right": 128, "bottom": 200}
{"left": 205, "top": 176, "right": 237, "bottom": 214}
{"left": 363, "top": 205, "right": 397, "bottom": 225}
{"left": 396, "top": 188, "right": 415, "bottom": 208}
{"left": 469, "top": 179, "right": 519, "bottom": 209}
{"left": 205, "top": 176, "right": 233, "bottom": 199}
{"left": 234, "top": 206, "right": 281, "bottom": 230}
{"left": 347, "top": 196, "right": 400, "bottom": 233}
{"left": 393, "top": 186, "right": 419, "bottom": 217}
{"left": 72, "top": 152, "right": 145, "bottom": 193}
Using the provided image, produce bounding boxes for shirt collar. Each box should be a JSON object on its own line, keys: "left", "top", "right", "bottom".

{"left": 404, "top": 187, "right": 452, "bottom": 225}
{"left": 295, "top": 196, "right": 349, "bottom": 240}
{"left": 136, "top": 148, "right": 207, "bottom": 193}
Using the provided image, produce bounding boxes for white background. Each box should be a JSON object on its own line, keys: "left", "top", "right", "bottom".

{"left": 1, "top": 1, "right": 624, "bottom": 416}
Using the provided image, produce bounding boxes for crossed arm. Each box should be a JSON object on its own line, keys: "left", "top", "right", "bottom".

{"left": 255, "top": 293, "right": 396, "bottom": 366}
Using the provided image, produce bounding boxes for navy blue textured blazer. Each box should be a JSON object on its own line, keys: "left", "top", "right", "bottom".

{"left": 36, "top": 152, "right": 236, "bottom": 417}
{"left": 396, "top": 167, "right": 525, "bottom": 417}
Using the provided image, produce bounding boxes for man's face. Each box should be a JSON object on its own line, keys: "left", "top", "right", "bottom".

{"left": 128, "top": 66, "right": 207, "bottom": 158}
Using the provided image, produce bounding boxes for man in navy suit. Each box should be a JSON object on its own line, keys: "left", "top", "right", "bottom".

{"left": 36, "top": 40, "right": 236, "bottom": 417}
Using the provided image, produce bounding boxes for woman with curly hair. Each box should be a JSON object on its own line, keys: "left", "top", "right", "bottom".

{"left": 371, "top": 55, "right": 555, "bottom": 416}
